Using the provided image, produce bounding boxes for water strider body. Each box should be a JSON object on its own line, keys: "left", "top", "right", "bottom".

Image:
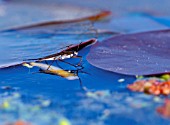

{"left": 26, "top": 49, "right": 79, "bottom": 62}
{"left": 24, "top": 38, "right": 97, "bottom": 69}
{"left": 25, "top": 38, "right": 97, "bottom": 62}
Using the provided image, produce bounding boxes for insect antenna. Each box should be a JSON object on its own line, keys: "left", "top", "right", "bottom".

{"left": 57, "top": 44, "right": 75, "bottom": 51}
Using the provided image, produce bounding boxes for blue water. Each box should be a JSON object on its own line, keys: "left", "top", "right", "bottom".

{"left": 1, "top": 1, "right": 170, "bottom": 124}
{"left": 0, "top": 30, "right": 170, "bottom": 125}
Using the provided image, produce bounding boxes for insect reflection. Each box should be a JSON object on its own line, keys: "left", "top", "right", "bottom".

{"left": 23, "top": 62, "right": 88, "bottom": 90}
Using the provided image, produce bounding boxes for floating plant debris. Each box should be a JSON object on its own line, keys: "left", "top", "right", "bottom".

{"left": 87, "top": 29, "right": 170, "bottom": 76}
{"left": 157, "top": 99, "right": 170, "bottom": 118}
{"left": 127, "top": 74, "right": 170, "bottom": 95}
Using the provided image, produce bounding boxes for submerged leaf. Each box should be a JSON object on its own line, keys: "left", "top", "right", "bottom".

{"left": 87, "top": 29, "right": 170, "bottom": 75}
{"left": 127, "top": 77, "right": 170, "bottom": 96}
{"left": 157, "top": 99, "right": 170, "bottom": 118}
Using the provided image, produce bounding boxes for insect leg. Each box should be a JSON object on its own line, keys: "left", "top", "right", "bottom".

{"left": 78, "top": 77, "right": 83, "bottom": 89}
{"left": 58, "top": 59, "right": 81, "bottom": 68}
{"left": 72, "top": 55, "right": 83, "bottom": 67}
{"left": 44, "top": 60, "right": 49, "bottom": 65}
{"left": 57, "top": 44, "right": 74, "bottom": 51}
{"left": 54, "top": 60, "right": 63, "bottom": 69}
{"left": 46, "top": 57, "right": 57, "bottom": 70}
{"left": 76, "top": 70, "right": 87, "bottom": 91}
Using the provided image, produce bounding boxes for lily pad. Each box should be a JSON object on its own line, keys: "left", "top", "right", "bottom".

{"left": 87, "top": 29, "right": 170, "bottom": 75}
{"left": 94, "top": 15, "right": 169, "bottom": 33}
{"left": 0, "top": 28, "right": 114, "bottom": 68}
{"left": 0, "top": 1, "right": 108, "bottom": 31}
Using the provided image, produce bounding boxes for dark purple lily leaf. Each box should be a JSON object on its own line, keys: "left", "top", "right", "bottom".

{"left": 87, "top": 29, "right": 170, "bottom": 76}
